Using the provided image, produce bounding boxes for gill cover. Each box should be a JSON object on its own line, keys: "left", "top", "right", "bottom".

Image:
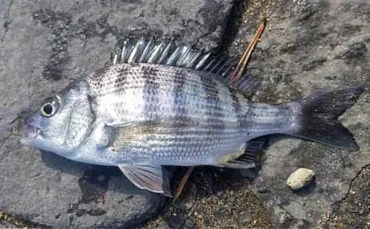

{"left": 61, "top": 80, "right": 95, "bottom": 149}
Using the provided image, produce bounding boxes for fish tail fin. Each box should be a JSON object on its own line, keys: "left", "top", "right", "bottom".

{"left": 290, "top": 86, "right": 364, "bottom": 150}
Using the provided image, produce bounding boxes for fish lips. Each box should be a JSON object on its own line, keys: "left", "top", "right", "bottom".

{"left": 20, "top": 124, "right": 42, "bottom": 146}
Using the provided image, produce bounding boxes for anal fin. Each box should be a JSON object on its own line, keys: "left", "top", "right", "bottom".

{"left": 118, "top": 164, "right": 172, "bottom": 197}
{"left": 217, "top": 140, "right": 266, "bottom": 169}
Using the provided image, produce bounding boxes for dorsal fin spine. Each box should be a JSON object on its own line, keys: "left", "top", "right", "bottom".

{"left": 113, "top": 37, "right": 261, "bottom": 98}
{"left": 188, "top": 51, "right": 202, "bottom": 68}
{"left": 195, "top": 52, "right": 211, "bottom": 70}
{"left": 158, "top": 41, "right": 173, "bottom": 64}
{"left": 139, "top": 38, "right": 154, "bottom": 63}
{"left": 177, "top": 47, "right": 192, "bottom": 67}
{"left": 147, "top": 42, "right": 164, "bottom": 63}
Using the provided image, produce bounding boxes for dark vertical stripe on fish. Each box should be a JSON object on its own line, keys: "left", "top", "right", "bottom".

{"left": 141, "top": 65, "right": 160, "bottom": 120}
{"left": 173, "top": 69, "right": 190, "bottom": 128}
{"left": 87, "top": 67, "right": 107, "bottom": 95}
{"left": 114, "top": 66, "right": 129, "bottom": 93}
{"left": 229, "top": 88, "right": 243, "bottom": 127}
{"left": 199, "top": 73, "right": 224, "bottom": 130}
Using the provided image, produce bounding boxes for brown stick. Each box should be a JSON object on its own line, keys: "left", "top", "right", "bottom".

{"left": 231, "top": 18, "right": 266, "bottom": 86}
{"left": 172, "top": 167, "right": 195, "bottom": 202}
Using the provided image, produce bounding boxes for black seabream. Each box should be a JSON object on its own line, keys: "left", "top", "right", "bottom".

{"left": 21, "top": 37, "right": 364, "bottom": 196}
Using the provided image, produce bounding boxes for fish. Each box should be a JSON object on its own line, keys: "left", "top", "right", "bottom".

{"left": 21, "top": 37, "right": 364, "bottom": 196}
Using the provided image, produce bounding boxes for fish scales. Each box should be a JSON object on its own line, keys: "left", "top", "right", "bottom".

{"left": 88, "top": 64, "right": 244, "bottom": 127}
{"left": 244, "top": 104, "right": 297, "bottom": 134}
{"left": 86, "top": 64, "right": 248, "bottom": 164}
{"left": 22, "top": 37, "right": 363, "bottom": 195}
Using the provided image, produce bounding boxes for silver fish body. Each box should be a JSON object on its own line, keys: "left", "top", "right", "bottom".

{"left": 21, "top": 38, "right": 363, "bottom": 195}
{"left": 69, "top": 63, "right": 297, "bottom": 166}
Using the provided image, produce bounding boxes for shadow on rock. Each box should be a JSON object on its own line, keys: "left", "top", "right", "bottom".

{"left": 40, "top": 151, "right": 169, "bottom": 228}
{"left": 41, "top": 150, "right": 170, "bottom": 199}
{"left": 218, "top": 0, "right": 249, "bottom": 53}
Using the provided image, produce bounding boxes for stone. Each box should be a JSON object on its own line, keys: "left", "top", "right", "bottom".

{"left": 286, "top": 168, "right": 315, "bottom": 190}
{"left": 255, "top": 184, "right": 268, "bottom": 194}
{"left": 184, "top": 218, "right": 195, "bottom": 228}
{"left": 173, "top": 182, "right": 198, "bottom": 211}
{"left": 0, "top": 0, "right": 233, "bottom": 228}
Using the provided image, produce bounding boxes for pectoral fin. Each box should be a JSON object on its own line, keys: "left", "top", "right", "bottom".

{"left": 118, "top": 164, "right": 172, "bottom": 197}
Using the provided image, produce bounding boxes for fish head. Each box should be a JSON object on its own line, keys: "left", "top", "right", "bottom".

{"left": 21, "top": 80, "right": 95, "bottom": 157}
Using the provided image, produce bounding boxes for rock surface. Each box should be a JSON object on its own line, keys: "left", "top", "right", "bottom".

{"left": 142, "top": 0, "right": 370, "bottom": 228}
{"left": 240, "top": 1, "right": 370, "bottom": 228}
{"left": 1, "top": 0, "right": 370, "bottom": 229}
{"left": 287, "top": 168, "right": 315, "bottom": 190}
{"left": 0, "top": 0, "right": 233, "bottom": 228}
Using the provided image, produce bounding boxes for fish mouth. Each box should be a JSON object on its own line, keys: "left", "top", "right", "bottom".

{"left": 20, "top": 124, "right": 41, "bottom": 145}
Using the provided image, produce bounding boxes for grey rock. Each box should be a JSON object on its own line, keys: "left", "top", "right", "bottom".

{"left": 173, "top": 182, "right": 197, "bottom": 211}
{"left": 255, "top": 183, "right": 268, "bottom": 194}
{"left": 184, "top": 219, "right": 195, "bottom": 228}
{"left": 231, "top": 0, "right": 370, "bottom": 228}
{"left": 323, "top": 165, "right": 370, "bottom": 228}
{"left": 0, "top": 0, "right": 233, "bottom": 228}
{"left": 0, "top": 221, "right": 17, "bottom": 229}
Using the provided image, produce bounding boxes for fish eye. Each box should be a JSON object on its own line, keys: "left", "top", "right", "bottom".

{"left": 40, "top": 97, "right": 60, "bottom": 117}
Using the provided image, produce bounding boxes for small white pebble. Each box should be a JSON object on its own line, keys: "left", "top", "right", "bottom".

{"left": 287, "top": 168, "right": 315, "bottom": 190}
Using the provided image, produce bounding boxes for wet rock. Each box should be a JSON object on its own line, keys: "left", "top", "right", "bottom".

{"left": 286, "top": 168, "right": 315, "bottom": 190}
{"left": 0, "top": 0, "right": 233, "bottom": 228}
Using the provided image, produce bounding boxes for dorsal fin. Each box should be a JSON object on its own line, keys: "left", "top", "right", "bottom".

{"left": 111, "top": 37, "right": 260, "bottom": 98}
